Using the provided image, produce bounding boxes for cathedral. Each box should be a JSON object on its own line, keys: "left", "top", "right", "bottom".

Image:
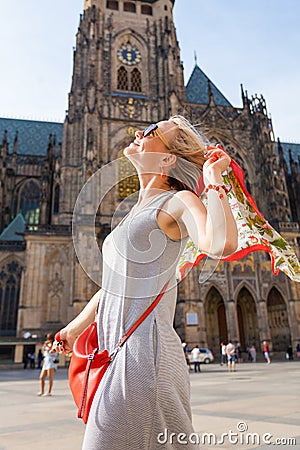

{"left": 0, "top": 0, "right": 300, "bottom": 365}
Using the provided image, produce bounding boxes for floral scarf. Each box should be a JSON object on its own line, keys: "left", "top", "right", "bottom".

{"left": 176, "top": 157, "right": 300, "bottom": 283}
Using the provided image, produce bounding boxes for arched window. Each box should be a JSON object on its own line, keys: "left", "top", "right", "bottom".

{"left": 124, "top": 2, "right": 136, "bottom": 12}
{"left": 0, "top": 261, "right": 22, "bottom": 336}
{"left": 141, "top": 4, "right": 152, "bottom": 15}
{"left": 53, "top": 185, "right": 60, "bottom": 214}
{"left": 117, "top": 67, "right": 142, "bottom": 92}
{"left": 106, "top": 0, "right": 118, "bottom": 10}
{"left": 19, "top": 180, "right": 41, "bottom": 226}
{"left": 117, "top": 66, "right": 129, "bottom": 90}
{"left": 131, "top": 68, "right": 142, "bottom": 92}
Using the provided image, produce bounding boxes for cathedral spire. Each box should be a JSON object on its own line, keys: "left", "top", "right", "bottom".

{"left": 277, "top": 138, "right": 288, "bottom": 173}
{"left": 13, "top": 131, "right": 18, "bottom": 154}
{"left": 208, "top": 79, "right": 215, "bottom": 106}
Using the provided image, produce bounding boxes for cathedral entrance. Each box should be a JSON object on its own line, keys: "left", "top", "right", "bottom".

{"left": 267, "top": 288, "right": 290, "bottom": 351}
{"left": 204, "top": 287, "right": 227, "bottom": 354}
{"left": 237, "top": 287, "right": 260, "bottom": 351}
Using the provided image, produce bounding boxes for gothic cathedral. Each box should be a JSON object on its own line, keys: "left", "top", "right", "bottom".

{"left": 0, "top": 0, "right": 300, "bottom": 364}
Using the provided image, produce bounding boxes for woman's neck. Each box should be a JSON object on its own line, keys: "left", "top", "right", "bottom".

{"left": 138, "top": 173, "right": 170, "bottom": 191}
{"left": 137, "top": 174, "right": 171, "bottom": 205}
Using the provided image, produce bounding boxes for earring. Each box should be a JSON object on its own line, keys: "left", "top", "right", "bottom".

{"left": 161, "top": 171, "right": 167, "bottom": 179}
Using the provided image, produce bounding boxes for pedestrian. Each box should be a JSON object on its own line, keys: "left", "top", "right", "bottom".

{"left": 236, "top": 342, "right": 243, "bottom": 363}
{"left": 53, "top": 116, "right": 239, "bottom": 449}
{"left": 29, "top": 352, "right": 35, "bottom": 369}
{"left": 191, "top": 345, "right": 201, "bottom": 373}
{"left": 249, "top": 345, "right": 256, "bottom": 362}
{"left": 37, "top": 349, "right": 43, "bottom": 369}
{"left": 182, "top": 343, "right": 192, "bottom": 371}
{"left": 297, "top": 343, "right": 300, "bottom": 359}
{"left": 226, "top": 340, "right": 236, "bottom": 372}
{"left": 263, "top": 341, "right": 271, "bottom": 364}
{"left": 23, "top": 353, "right": 29, "bottom": 369}
{"left": 220, "top": 341, "right": 227, "bottom": 366}
{"left": 37, "top": 334, "right": 59, "bottom": 396}
{"left": 286, "top": 345, "right": 293, "bottom": 361}
{"left": 247, "top": 345, "right": 253, "bottom": 362}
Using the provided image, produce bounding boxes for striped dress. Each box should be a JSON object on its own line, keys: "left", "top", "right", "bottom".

{"left": 82, "top": 191, "right": 196, "bottom": 450}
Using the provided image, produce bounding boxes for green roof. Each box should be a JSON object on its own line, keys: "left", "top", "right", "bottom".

{"left": 186, "top": 65, "right": 232, "bottom": 107}
{"left": 279, "top": 142, "right": 300, "bottom": 173}
{"left": 0, "top": 213, "right": 26, "bottom": 242}
{"left": 0, "top": 117, "right": 63, "bottom": 156}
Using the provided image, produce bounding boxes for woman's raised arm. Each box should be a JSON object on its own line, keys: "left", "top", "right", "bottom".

{"left": 171, "top": 147, "right": 238, "bottom": 256}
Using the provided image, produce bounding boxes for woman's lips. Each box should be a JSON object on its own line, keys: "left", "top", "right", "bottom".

{"left": 130, "top": 140, "right": 140, "bottom": 148}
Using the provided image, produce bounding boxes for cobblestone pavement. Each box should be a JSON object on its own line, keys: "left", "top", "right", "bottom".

{"left": 0, "top": 361, "right": 299, "bottom": 450}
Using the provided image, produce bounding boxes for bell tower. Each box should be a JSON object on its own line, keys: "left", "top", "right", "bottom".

{"left": 58, "top": 0, "right": 185, "bottom": 225}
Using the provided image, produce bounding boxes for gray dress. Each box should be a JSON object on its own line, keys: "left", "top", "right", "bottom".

{"left": 82, "top": 191, "right": 196, "bottom": 450}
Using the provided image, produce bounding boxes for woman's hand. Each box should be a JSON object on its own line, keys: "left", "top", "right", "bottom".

{"left": 203, "top": 145, "right": 231, "bottom": 184}
{"left": 51, "top": 327, "right": 76, "bottom": 355}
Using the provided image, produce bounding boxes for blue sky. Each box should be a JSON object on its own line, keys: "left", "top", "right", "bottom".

{"left": 0, "top": 0, "right": 299, "bottom": 142}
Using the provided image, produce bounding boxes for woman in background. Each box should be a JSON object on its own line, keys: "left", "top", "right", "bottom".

{"left": 38, "top": 333, "right": 58, "bottom": 396}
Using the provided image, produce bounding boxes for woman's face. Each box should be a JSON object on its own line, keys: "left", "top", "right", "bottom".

{"left": 123, "top": 120, "right": 176, "bottom": 173}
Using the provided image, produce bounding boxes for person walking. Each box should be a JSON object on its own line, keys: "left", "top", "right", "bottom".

{"left": 53, "top": 116, "right": 238, "bottom": 449}
{"left": 191, "top": 345, "right": 201, "bottom": 373}
{"left": 182, "top": 343, "right": 192, "bottom": 371}
{"left": 286, "top": 345, "right": 293, "bottom": 361}
{"left": 263, "top": 341, "right": 271, "bottom": 364}
{"left": 29, "top": 352, "right": 35, "bottom": 369}
{"left": 37, "top": 334, "right": 59, "bottom": 396}
{"left": 247, "top": 345, "right": 253, "bottom": 362}
{"left": 226, "top": 340, "right": 236, "bottom": 372}
{"left": 249, "top": 345, "right": 257, "bottom": 362}
{"left": 23, "top": 353, "right": 29, "bottom": 369}
{"left": 37, "top": 349, "right": 43, "bottom": 369}
{"left": 220, "top": 342, "right": 227, "bottom": 366}
{"left": 236, "top": 343, "right": 243, "bottom": 363}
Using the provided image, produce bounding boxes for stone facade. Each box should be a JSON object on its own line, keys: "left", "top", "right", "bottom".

{"left": 0, "top": 0, "right": 300, "bottom": 362}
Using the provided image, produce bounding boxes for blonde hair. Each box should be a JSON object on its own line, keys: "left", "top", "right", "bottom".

{"left": 166, "top": 115, "right": 209, "bottom": 192}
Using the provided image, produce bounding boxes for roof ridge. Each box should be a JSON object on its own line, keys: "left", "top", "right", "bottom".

{"left": 0, "top": 212, "right": 26, "bottom": 242}
{"left": 186, "top": 64, "right": 232, "bottom": 107}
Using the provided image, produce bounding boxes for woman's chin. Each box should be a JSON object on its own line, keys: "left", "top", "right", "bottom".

{"left": 123, "top": 148, "right": 134, "bottom": 161}
{"left": 124, "top": 143, "right": 137, "bottom": 156}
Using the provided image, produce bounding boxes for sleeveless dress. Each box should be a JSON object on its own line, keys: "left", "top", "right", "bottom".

{"left": 82, "top": 191, "right": 196, "bottom": 450}
{"left": 42, "top": 347, "right": 58, "bottom": 370}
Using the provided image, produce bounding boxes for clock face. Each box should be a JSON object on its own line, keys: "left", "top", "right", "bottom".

{"left": 117, "top": 43, "right": 141, "bottom": 66}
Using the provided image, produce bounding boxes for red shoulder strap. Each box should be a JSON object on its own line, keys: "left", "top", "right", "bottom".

{"left": 117, "top": 280, "right": 169, "bottom": 348}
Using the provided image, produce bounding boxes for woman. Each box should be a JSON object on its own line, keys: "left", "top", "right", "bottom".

{"left": 38, "top": 333, "right": 58, "bottom": 396}
{"left": 55, "top": 116, "right": 238, "bottom": 449}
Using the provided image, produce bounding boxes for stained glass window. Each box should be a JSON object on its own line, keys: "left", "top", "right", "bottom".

{"left": 19, "top": 180, "right": 41, "bottom": 228}
{"left": 0, "top": 261, "right": 22, "bottom": 336}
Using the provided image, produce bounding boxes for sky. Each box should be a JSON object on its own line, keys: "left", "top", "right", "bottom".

{"left": 0, "top": 0, "right": 299, "bottom": 143}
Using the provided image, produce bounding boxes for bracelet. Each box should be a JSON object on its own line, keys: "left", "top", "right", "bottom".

{"left": 205, "top": 183, "right": 230, "bottom": 199}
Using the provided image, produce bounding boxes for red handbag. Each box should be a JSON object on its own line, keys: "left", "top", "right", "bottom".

{"left": 55, "top": 281, "right": 169, "bottom": 424}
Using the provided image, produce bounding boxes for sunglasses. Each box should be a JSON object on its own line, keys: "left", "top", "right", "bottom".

{"left": 142, "top": 123, "right": 171, "bottom": 150}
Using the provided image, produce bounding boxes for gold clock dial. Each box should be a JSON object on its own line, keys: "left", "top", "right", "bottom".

{"left": 117, "top": 43, "right": 141, "bottom": 66}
